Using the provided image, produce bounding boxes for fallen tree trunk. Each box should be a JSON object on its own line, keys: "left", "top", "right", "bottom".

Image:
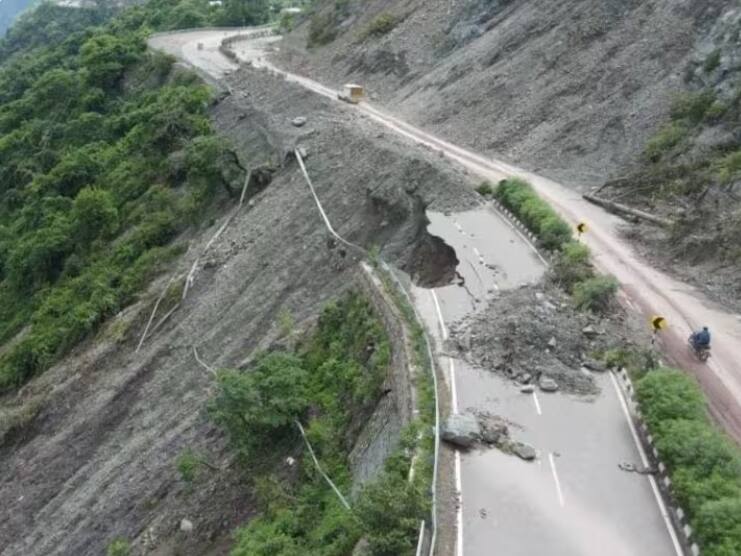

{"left": 582, "top": 193, "right": 673, "bottom": 227}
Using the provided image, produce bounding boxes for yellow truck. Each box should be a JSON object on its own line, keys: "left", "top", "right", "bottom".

{"left": 338, "top": 84, "right": 364, "bottom": 104}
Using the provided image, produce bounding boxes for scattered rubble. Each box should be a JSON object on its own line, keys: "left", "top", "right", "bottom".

{"left": 450, "top": 283, "right": 627, "bottom": 395}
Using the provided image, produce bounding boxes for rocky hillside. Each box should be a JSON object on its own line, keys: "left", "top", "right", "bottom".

{"left": 276, "top": 0, "right": 741, "bottom": 307}
{"left": 278, "top": 0, "right": 735, "bottom": 188}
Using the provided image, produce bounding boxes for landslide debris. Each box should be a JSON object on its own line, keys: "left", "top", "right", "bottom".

{"left": 449, "top": 282, "right": 629, "bottom": 396}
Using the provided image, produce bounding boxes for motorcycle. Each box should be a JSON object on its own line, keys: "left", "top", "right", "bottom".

{"left": 688, "top": 333, "right": 711, "bottom": 362}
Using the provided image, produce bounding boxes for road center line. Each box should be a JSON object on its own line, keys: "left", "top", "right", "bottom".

{"left": 609, "top": 372, "right": 684, "bottom": 556}
{"left": 532, "top": 392, "right": 542, "bottom": 415}
{"left": 548, "top": 452, "right": 565, "bottom": 508}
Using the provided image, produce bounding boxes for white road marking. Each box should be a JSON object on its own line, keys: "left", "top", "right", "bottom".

{"left": 548, "top": 452, "right": 565, "bottom": 508}
{"left": 455, "top": 221, "right": 463, "bottom": 233}
{"left": 450, "top": 357, "right": 459, "bottom": 415}
{"left": 609, "top": 372, "right": 684, "bottom": 556}
{"left": 532, "top": 392, "right": 542, "bottom": 415}
{"left": 455, "top": 450, "right": 464, "bottom": 556}
{"left": 472, "top": 246, "right": 481, "bottom": 258}
{"left": 431, "top": 290, "right": 448, "bottom": 340}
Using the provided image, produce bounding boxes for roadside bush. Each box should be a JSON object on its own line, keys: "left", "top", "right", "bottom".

{"left": 356, "top": 470, "right": 428, "bottom": 555}
{"left": 572, "top": 275, "right": 618, "bottom": 313}
{"left": 635, "top": 369, "right": 706, "bottom": 429}
{"left": 695, "top": 497, "right": 741, "bottom": 556}
{"left": 475, "top": 181, "right": 494, "bottom": 197}
{"left": 601, "top": 345, "right": 658, "bottom": 380}
{"left": 635, "top": 368, "right": 741, "bottom": 553}
{"left": 494, "top": 178, "right": 573, "bottom": 250}
{"left": 551, "top": 241, "right": 594, "bottom": 290}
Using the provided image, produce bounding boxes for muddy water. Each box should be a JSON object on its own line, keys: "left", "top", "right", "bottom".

{"left": 413, "top": 205, "right": 680, "bottom": 556}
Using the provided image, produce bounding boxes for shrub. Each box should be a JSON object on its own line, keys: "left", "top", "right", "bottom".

{"left": 635, "top": 367, "right": 741, "bottom": 553}
{"left": 356, "top": 471, "right": 427, "bottom": 555}
{"left": 671, "top": 91, "right": 717, "bottom": 124}
{"left": 363, "top": 13, "right": 397, "bottom": 38}
{"left": 106, "top": 538, "right": 130, "bottom": 556}
{"left": 601, "top": 345, "right": 657, "bottom": 380}
{"left": 644, "top": 122, "right": 688, "bottom": 161}
{"left": 551, "top": 241, "right": 594, "bottom": 290}
{"left": 209, "top": 353, "right": 310, "bottom": 461}
{"left": 176, "top": 448, "right": 201, "bottom": 483}
{"left": 703, "top": 50, "right": 721, "bottom": 74}
{"left": 695, "top": 497, "right": 741, "bottom": 556}
{"left": 635, "top": 369, "right": 706, "bottom": 429}
{"left": 475, "top": 181, "right": 494, "bottom": 196}
{"left": 494, "top": 178, "right": 573, "bottom": 250}
{"left": 572, "top": 275, "right": 618, "bottom": 313}
{"left": 308, "top": 13, "right": 339, "bottom": 47}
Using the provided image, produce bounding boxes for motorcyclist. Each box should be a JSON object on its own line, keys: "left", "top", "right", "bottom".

{"left": 691, "top": 326, "right": 711, "bottom": 351}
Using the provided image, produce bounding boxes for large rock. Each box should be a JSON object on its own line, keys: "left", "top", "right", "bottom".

{"left": 479, "top": 415, "right": 509, "bottom": 445}
{"left": 442, "top": 413, "right": 481, "bottom": 448}
{"left": 582, "top": 357, "right": 607, "bottom": 372}
{"left": 291, "top": 116, "right": 307, "bottom": 127}
{"left": 511, "top": 441, "right": 537, "bottom": 461}
{"left": 539, "top": 376, "right": 559, "bottom": 392}
{"left": 582, "top": 325, "right": 599, "bottom": 339}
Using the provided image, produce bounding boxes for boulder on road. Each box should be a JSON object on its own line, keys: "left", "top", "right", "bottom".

{"left": 582, "top": 357, "right": 607, "bottom": 372}
{"left": 539, "top": 376, "right": 559, "bottom": 392}
{"left": 442, "top": 413, "right": 481, "bottom": 449}
{"left": 511, "top": 441, "right": 537, "bottom": 461}
{"left": 479, "top": 415, "right": 508, "bottom": 445}
{"left": 291, "top": 116, "right": 307, "bottom": 127}
{"left": 520, "top": 384, "right": 535, "bottom": 394}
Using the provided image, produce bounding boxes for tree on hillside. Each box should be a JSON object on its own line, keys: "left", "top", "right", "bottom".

{"left": 218, "top": 0, "right": 270, "bottom": 26}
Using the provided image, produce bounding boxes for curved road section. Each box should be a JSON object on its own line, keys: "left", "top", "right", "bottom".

{"left": 148, "top": 28, "right": 738, "bottom": 555}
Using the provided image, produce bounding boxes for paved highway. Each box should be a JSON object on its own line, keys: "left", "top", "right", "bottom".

{"left": 146, "top": 29, "right": 735, "bottom": 555}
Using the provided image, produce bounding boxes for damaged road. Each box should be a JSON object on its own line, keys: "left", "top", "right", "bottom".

{"left": 147, "top": 28, "right": 689, "bottom": 556}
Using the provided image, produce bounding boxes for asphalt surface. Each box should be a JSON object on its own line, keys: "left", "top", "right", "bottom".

{"left": 146, "top": 28, "right": 732, "bottom": 554}
{"left": 413, "top": 209, "right": 681, "bottom": 556}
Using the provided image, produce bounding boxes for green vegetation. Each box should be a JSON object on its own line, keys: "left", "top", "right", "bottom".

{"left": 307, "top": 0, "right": 350, "bottom": 47}
{"left": 0, "top": 0, "right": 255, "bottom": 392}
{"left": 601, "top": 345, "right": 657, "bottom": 380}
{"left": 703, "top": 50, "right": 721, "bottom": 73}
{"left": 635, "top": 369, "right": 741, "bottom": 555}
{"left": 572, "top": 275, "right": 618, "bottom": 313}
{"left": 494, "top": 178, "right": 573, "bottom": 250}
{"left": 495, "top": 178, "right": 618, "bottom": 312}
{"left": 551, "top": 241, "right": 593, "bottom": 290}
{"left": 644, "top": 122, "right": 689, "bottom": 162}
{"left": 176, "top": 448, "right": 203, "bottom": 484}
{"left": 211, "top": 291, "right": 430, "bottom": 555}
{"left": 475, "top": 180, "right": 494, "bottom": 197}
{"left": 106, "top": 538, "right": 131, "bottom": 556}
{"left": 361, "top": 13, "right": 397, "bottom": 39}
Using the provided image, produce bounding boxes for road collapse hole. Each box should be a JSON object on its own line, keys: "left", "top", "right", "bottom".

{"left": 404, "top": 224, "right": 459, "bottom": 289}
